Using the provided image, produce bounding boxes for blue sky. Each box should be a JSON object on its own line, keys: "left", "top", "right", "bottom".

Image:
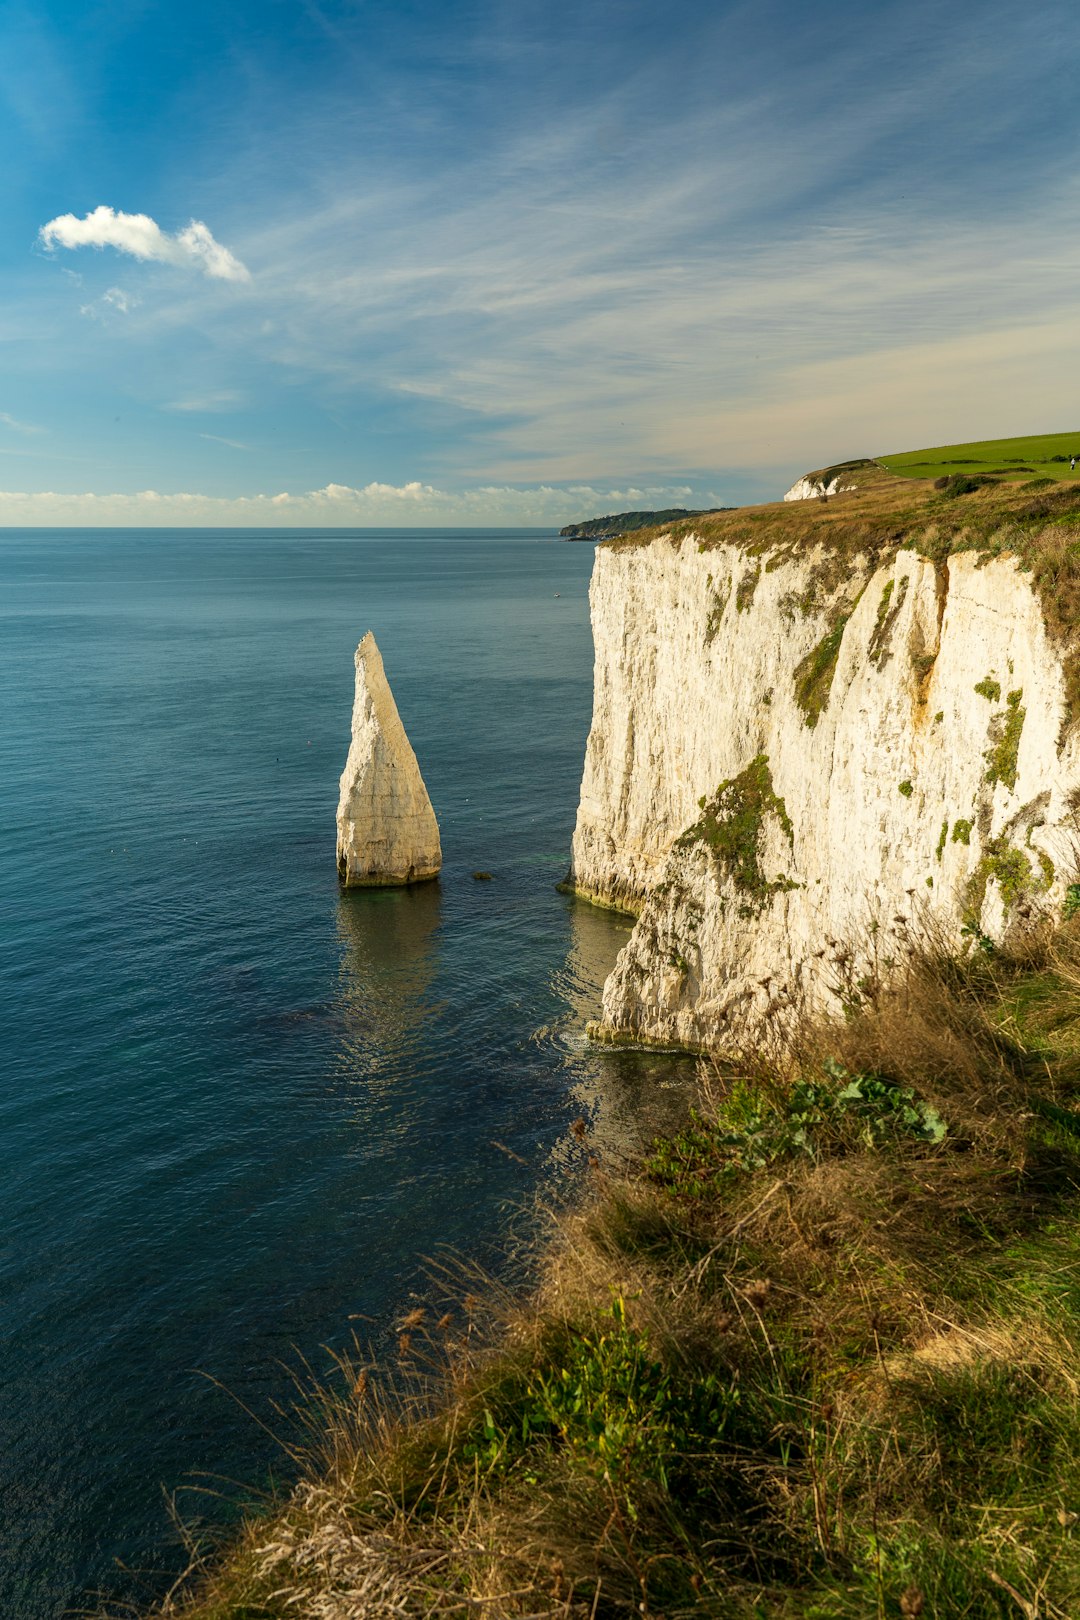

{"left": 2, "top": 0, "right": 1079, "bottom": 524}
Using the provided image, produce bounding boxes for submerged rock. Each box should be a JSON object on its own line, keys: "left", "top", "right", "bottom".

{"left": 336, "top": 633, "right": 441, "bottom": 887}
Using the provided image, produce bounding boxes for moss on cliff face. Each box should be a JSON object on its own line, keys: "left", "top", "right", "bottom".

{"left": 985, "top": 689, "right": 1026, "bottom": 791}
{"left": 702, "top": 573, "right": 730, "bottom": 644}
{"left": 868, "top": 573, "right": 909, "bottom": 666}
{"left": 792, "top": 613, "right": 850, "bottom": 727}
{"left": 734, "top": 562, "right": 761, "bottom": 613}
{"left": 676, "top": 754, "right": 796, "bottom": 912}
{"left": 963, "top": 828, "right": 1052, "bottom": 927}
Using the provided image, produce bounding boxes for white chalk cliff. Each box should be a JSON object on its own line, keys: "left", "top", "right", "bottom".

{"left": 784, "top": 459, "right": 874, "bottom": 501}
{"left": 336, "top": 632, "right": 442, "bottom": 887}
{"left": 566, "top": 489, "right": 1080, "bottom": 1051}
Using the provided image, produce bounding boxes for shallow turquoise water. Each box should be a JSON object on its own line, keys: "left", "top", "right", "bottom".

{"left": 0, "top": 529, "right": 689, "bottom": 1617}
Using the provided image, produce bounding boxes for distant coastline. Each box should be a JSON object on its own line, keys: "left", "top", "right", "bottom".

{"left": 560, "top": 505, "right": 732, "bottom": 540}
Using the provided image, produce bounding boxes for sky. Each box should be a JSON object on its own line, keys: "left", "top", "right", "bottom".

{"left": 2, "top": 0, "right": 1080, "bottom": 525}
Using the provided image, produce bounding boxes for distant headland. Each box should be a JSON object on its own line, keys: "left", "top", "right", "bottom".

{"left": 560, "top": 505, "right": 732, "bottom": 540}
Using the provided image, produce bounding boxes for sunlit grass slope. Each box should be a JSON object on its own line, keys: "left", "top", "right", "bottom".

{"left": 880, "top": 430, "right": 1080, "bottom": 481}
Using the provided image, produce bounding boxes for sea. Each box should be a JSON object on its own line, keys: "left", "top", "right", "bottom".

{"left": 0, "top": 528, "right": 692, "bottom": 1619}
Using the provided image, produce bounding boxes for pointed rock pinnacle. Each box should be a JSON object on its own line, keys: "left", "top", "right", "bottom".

{"left": 336, "top": 632, "right": 442, "bottom": 887}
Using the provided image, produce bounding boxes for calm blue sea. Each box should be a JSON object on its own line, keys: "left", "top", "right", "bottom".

{"left": 0, "top": 529, "right": 689, "bottom": 1619}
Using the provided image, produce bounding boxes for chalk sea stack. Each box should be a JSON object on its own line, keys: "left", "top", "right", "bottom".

{"left": 336, "top": 632, "right": 442, "bottom": 887}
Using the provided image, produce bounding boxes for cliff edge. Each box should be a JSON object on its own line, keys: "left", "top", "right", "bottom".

{"left": 566, "top": 470, "right": 1080, "bottom": 1050}
{"left": 336, "top": 632, "right": 442, "bottom": 887}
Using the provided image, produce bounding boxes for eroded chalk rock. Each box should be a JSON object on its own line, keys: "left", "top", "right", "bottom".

{"left": 336, "top": 633, "right": 441, "bottom": 887}
{"left": 565, "top": 522, "right": 1080, "bottom": 1052}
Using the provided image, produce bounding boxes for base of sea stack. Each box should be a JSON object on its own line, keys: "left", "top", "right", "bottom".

{"left": 337, "top": 860, "right": 441, "bottom": 888}
{"left": 555, "top": 875, "right": 642, "bottom": 915}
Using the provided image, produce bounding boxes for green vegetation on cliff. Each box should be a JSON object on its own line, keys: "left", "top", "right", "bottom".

{"left": 136, "top": 916, "right": 1080, "bottom": 1620}
{"left": 676, "top": 754, "right": 796, "bottom": 913}
{"left": 792, "top": 611, "right": 851, "bottom": 727}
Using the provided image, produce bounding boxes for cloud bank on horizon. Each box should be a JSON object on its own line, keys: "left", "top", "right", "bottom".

{"left": 0, "top": 478, "right": 708, "bottom": 527}
{"left": 4, "top": 0, "right": 1080, "bottom": 523}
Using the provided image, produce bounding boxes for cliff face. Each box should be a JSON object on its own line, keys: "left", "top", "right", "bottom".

{"left": 336, "top": 633, "right": 442, "bottom": 887}
{"left": 567, "top": 496, "right": 1080, "bottom": 1050}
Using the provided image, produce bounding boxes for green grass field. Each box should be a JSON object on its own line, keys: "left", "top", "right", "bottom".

{"left": 880, "top": 430, "right": 1080, "bottom": 482}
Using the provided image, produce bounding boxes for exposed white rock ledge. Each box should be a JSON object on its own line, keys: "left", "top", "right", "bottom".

{"left": 336, "top": 632, "right": 442, "bottom": 887}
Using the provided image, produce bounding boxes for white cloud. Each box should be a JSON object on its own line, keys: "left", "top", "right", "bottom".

{"left": 80, "top": 285, "right": 140, "bottom": 320}
{"left": 39, "top": 206, "right": 250, "bottom": 282}
{"left": 0, "top": 478, "right": 713, "bottom": 527}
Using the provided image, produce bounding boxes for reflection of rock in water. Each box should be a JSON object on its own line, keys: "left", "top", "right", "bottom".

{"left": 333, "top": 884, "right": 442, "bottom": 1092}
{"left": 546, "top": 897, "right": 698, "bottom": 1171}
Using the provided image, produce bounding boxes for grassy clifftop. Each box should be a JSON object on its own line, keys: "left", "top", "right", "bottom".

{"left": 138, "top": 917, "right": 1080, "bottom": 1620}
{"left": 879, "top": 431, "right": 1080, "bottom": 483}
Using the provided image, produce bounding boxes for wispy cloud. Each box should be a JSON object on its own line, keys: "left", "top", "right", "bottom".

{"left": 97, "top": 0, "right": 1075, "bottom": 486}
{"left": 40, "top": 206, "right": 250, "bottom": 282}
{"left": 80, "top": 285, "right": 139, "bottom": 319}
{"left": 0, "top": 410, "right": 44, "bottom": 434}
{"left": 198, "top": 432, "right": 249, "bottom": 450}
{"left": 163, "top": 390, "right": 245, "bottom": 413}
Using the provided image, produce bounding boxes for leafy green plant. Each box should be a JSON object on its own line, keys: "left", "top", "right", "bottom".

{"left": 522, "top": 1299, "right": 735, "bottom": 1508}
{"left": 960, "top": 918, "right": 996, "bottom": 955}
{"left": 648, "top": 1062, "right": 945, "bottom": 1197}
